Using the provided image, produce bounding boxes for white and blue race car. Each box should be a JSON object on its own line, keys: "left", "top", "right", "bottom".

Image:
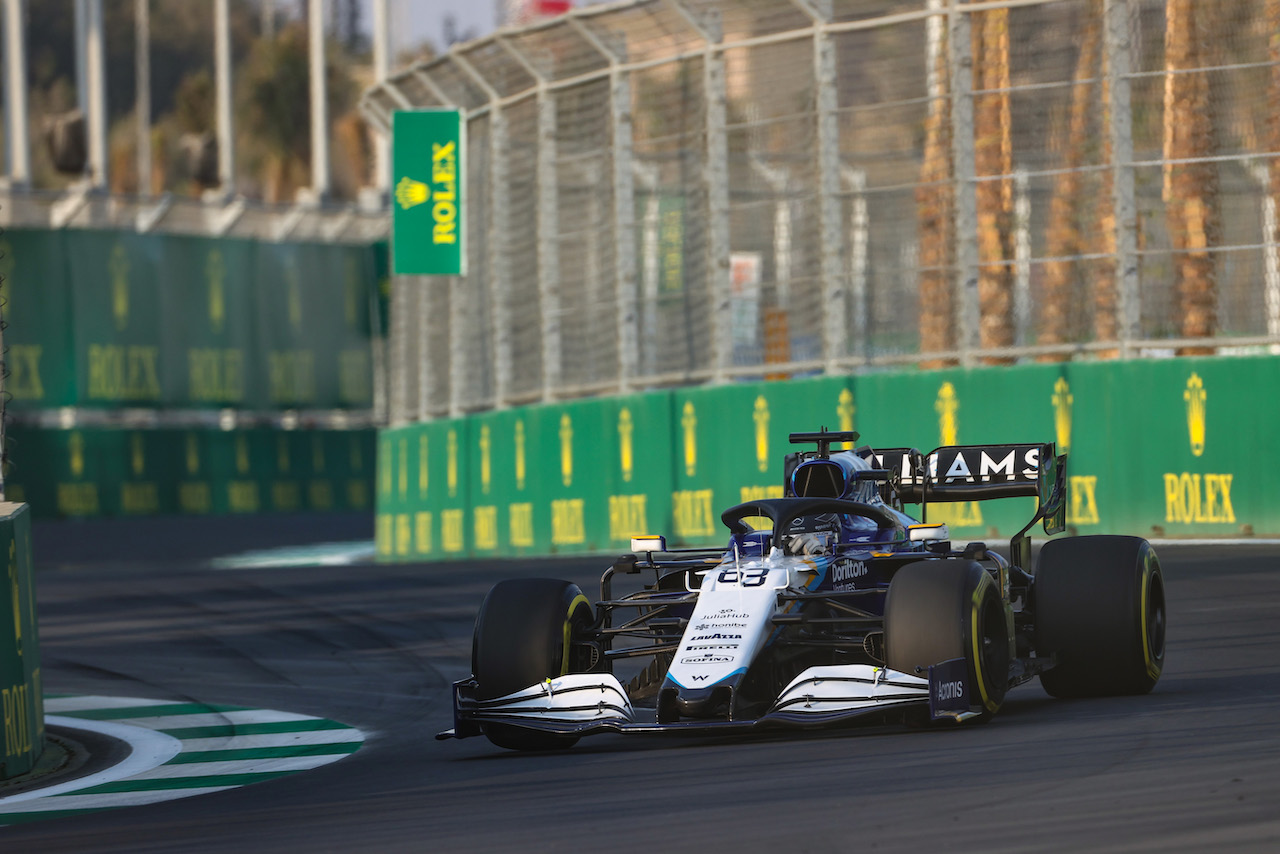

{"left": 439, "top": 430, "right": 1166, "bottom": 750}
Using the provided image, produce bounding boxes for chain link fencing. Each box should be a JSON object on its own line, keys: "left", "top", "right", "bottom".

{"left": 361, "top": 0, "right": 1280, "bottom": 424}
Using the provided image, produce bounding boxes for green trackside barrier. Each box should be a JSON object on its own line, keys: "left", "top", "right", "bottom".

{"left": 3, "top": 427, "right": 376, "bottom": 520}
{"left": 1, "top": 228, "right": 379, "bottom": 411}
{"left": 0, "top": 503, "right": 43, "bottom": 780}
{"left": 375, "top": 354, "right": 1280, "bottom": 562}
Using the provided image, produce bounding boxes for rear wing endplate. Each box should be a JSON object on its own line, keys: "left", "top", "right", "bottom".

{"left": 869, "top": 444, "right": 1067, "bottom": 536}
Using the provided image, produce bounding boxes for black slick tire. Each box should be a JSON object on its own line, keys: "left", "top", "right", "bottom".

{"left": 1035, "top": 535, "right": 1165, "bottom": 698}
{"left": 884, "top": 559, "right": 1010, "bottom": 721}
{"left": 471, "top": 578, "right": 594, "bottom": 750}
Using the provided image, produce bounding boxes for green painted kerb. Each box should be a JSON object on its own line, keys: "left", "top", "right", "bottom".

{"left": 0, "top": 503, "right": 44, "bottom": 780}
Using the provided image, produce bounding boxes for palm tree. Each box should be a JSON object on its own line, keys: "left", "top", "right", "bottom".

{"left": 1163, "top": 0, "right": 1220, "bottom": 353}
{"left": 972, "top": 7, "right": 1015, "bottom": 361}
{"left": 917, "top": 10, "right": 954, "bottom": 368}
{"left": 1038, "top": 1, "right": 1103, "bottom": 356}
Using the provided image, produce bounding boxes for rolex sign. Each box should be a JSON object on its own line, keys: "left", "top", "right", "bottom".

{"left": 392, "top": 109, "right": 465, "bottom": 275}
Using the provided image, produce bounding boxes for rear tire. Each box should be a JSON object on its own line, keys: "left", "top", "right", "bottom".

{"left": 884, "top": 560, "right": 1010, "bottom": 720}
{"left": 472, "top": 578, "right": 594, "bottom": 750}
{"left": 1034, "top": 536, "right": 1165, "bottom": 698}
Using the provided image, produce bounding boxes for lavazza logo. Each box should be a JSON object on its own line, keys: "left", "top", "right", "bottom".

{"left": 689, "top": 633, "right": 741, "bottom": 641}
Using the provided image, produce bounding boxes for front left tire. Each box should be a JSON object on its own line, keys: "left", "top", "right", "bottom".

{"left": 471, "top": 577, "right": 594, "bottom": 750}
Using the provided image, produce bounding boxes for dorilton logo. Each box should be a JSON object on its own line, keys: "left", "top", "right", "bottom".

{"left": 1052, "top": 377, "right": 1072, "bottom": 454}
{"left": 1184, "top": 373, "right": 1206, "bottom": 457}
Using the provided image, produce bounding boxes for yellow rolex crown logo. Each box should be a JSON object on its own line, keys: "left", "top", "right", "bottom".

{"left": 1184, "top": 373, "right": 1207, "bottom": 457}
{"left": 396, "top": 176, "right": 430, "bottom": 210}
{"left": 1052, "top": 377, "right": 1073, "bottom": 454}
{"left": 936, "top": 382, "right": 959, "bottom": 446}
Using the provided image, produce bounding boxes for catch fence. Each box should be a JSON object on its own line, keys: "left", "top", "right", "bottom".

{"left": 361, "top": 0, "right": 1280, "bottom": 423}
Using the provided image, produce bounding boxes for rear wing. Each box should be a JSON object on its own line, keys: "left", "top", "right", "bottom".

{"left": 869, "top": 443, "right": 1067, "bottom": 536}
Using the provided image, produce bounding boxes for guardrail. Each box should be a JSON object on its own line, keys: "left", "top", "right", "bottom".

{"left": 375, "top": 354, "right": 1275, "bottom": 560}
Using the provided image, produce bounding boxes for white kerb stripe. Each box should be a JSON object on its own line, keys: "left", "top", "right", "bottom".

{"left": 104, "top": 709, "right": 319, "bottom": 730}
{"left": 177, "top": 729, "right": 364, "bottom": 752}
{"left": 0, "top": 717, "right": 184, "bottom": 805}
{"left": 43, "top": 696, "right": 180, "bottom": 714}
{"left": 130, "top": 754, "right": 346, "bottom": 780}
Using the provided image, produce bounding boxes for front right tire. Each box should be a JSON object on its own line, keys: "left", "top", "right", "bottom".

{"left": 1034, "top": 535, "right": 1166, "bottom": 698}
{"left": 884, "top": 559, "right": 1011, "bottom": 720}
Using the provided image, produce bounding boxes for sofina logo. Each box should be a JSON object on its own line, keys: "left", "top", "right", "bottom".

{"left": 682, "top": 401, "right": 698, "bottom": 477}
{"left": 618, "top": 407, "right": 634, "bottom": 483}
{"left": 560, "top": 414, "right": 574, "bottom": 487}
{"left": 480, "top": 424, "right": 492, "bottom": 495}
{"left": 447, "top": 429, "right": 458, "bottom": 497}
{"left": 936, "top": 382, "right": 959, "bottom": 445}
{"left": 1052, "top": 377, "right": 1072, "bottom": 454}
{"left": 1184, "top": 373, "right": 1206, "bottom": 457}
{"left": 753, "top": 396, "right": 770, "bottom": 473}
{"left": 207, "top": 250, "right": 226, "bottom": 333}
{"left": 515, "top": 419, "right": 526, "bottom": 491}
{"left": 110, "top": 244, "right": 130, "bottom": 330}
{"left": 395, "top": 176, "right": 429, "bottom": 210}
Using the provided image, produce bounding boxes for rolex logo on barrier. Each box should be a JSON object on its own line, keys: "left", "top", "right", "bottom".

{"left": 1184, "top": 373, "right": 1206, "bottom": 457}
{"left": 515, "top": 419, "right": 526, "bottom": 491}
{"left": 560, "top": 414, "right": 574, "bottom": 487}
{"left": 618, "top": 407, "right": 634, "bottom": 483}
{"left": 682, "top": 402, "right": 698, "bottom": 477}
{"left": 1052, "top": 377, "right": 1073, "bottom": 454}
{"left": 110, "top": 244, "right": 130, "bottom": 331}
{"left": 207, "top": 250, "right": 226, "bottom": 333}
{"left": 753, "top": 396, "right": 770, "bottom": 473}
{"left": 936, "top": 382, "right": 959, "bottom": 446}
{"left": 480, "top": 425, "right": 492, "bottom": 495}
{"left": 837, "top": 389, "right": 855, "bottom": 447}
{"left": 395, "top": 176, "right": 430, "bottom": 210}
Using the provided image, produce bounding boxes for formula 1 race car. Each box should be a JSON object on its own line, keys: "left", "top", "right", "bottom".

{"left": 439, "top": 431, "right": 1166, "bottom": 750}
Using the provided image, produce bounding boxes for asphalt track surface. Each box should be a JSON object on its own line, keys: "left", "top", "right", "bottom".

{"left": 6, "top": 513, "right": 1280, "bottom": 852}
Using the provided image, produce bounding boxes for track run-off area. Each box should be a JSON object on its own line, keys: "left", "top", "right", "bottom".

{"left": 4, "top": 514, "right": 1279, "bottom": 853}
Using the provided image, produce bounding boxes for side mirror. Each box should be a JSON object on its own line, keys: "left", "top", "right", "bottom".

{"left": 630, "top": 535, "right": 666, "bottom": 554}
{"left": 908, "top": 523, "right": 949, "bottom": 543}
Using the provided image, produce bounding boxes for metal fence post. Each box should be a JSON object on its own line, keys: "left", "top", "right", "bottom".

{"left": 795, "top": 0, "right": 846, "bottom": 374}
{"left": 3, "top": 0, "right": 31, "bottom": 185}
{"left": 1103, "top": 0, "right": 1140, "bottom": 357}
{"left": 843, "top": 167, "right": 869, "bottom": 364}
{"left": 453, "top": 54, "right": 512, "bottom": 409}
{"left": 948, "top": 0, "right": 979, "bottom": 365}
{"left": 671, "top": 0, "right": 730, "bottom": 382}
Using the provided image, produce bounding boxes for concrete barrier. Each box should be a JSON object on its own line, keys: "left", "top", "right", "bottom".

{"left": 0, "top": 503, "right": 43, "bottom": 779}
{"left": 375, "top": 355, "right": 1279, "bottom": 560}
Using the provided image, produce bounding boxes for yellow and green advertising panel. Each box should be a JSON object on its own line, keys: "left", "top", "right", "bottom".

{"left": 376, "top": 355, "right": 1280, "bottom": 560}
